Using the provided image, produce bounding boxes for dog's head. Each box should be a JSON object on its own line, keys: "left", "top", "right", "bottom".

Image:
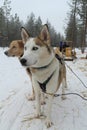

{"left": 4, "top": 40, "right": 24, "bottom": 57}
{"left": 20, "top": 24, "right": 54, "bottom": 67}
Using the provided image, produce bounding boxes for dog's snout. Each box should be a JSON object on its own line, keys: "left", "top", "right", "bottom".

{"left": 20, "top": 58, "right": 27, "bottom": 66}
{"left": 4, "top": 51, "right": 8, "bottom": 56}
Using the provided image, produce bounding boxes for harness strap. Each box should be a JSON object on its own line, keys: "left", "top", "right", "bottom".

{"left": 38, "top": 70, "right": 55, "bottom": 93}
{"left": 55, "top": 54, "right": 63, "bottom": 64}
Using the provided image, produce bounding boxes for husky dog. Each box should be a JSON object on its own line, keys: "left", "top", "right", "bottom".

{"left": 19, "top": 24, "right": 67, "bottom": 127}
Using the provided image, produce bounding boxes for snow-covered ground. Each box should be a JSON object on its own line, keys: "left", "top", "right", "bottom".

{"left": 0, "top": 47, "right": 87, "bottom": 130}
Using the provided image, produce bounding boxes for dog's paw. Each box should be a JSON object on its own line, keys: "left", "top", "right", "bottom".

{"left": 35, "top": 112, "right": 41, "bottom": 118}
{"left": 45, "top": 119, "right": 53, "bottom": 128}
{"left": 35, "top": 112, "right": 44, "bottom": 118}
{"left": 41, "top": 101, "right": 46, "bottom": 105}
{"left": 22, "top": 113, "right": 43, "bottom": 122}
{"left": 26, "top": 94, "right": 35, "bottom": 101}
{"left": 28, "top": 95, "right": 35, "bottom": 101}
{"left": 61, "top": 95, "right": 66, "bottom": 100}
{"left": 81, "top": 91, "right": 87, "bottom": 97}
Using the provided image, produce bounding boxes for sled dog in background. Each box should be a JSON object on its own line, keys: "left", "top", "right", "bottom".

{"left": 4, "top": 40, "right": 35, "bottom": 100}
{"left": 20, "top": 24, "right": 67, "bottom": 127}
{"left": 4, "top": 40, "right": 24, "bottom": 57}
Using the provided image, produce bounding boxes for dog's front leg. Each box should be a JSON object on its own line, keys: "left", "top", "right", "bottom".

{"left": 61, "top": 78, "right": 66, "bottom": 100}
{"left": 41, "top": 91, "right": 45, "bottom": 105}
{"left": 34, "top": 82, "right": 41, "bottom": 118}
{"left": 46, "top": 95, "right": 53, "bottom": 128}
{"left": 27, "top": 86, "right": 35, "bottom": 101}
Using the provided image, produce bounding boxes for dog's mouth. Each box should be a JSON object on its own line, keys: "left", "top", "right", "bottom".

{"left": 12, "top": 55, "right": 15, "bottom": 57}
{"left": 4, "top": 51, "right": 16, "bottom": 57}
{"left": 20, "top": 54, "right": 23, "bottom": 58}
{"left": 20, "top": 58, "right": 37, "bottom": 67}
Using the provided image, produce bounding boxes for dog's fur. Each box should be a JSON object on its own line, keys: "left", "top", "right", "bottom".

{"left": 4, "top": 40, "right": 24, "bottom": 57}
{"left": 4, "top": 40, "right": 35, "bottom": 100}
{"left": 4, "top": 40, "right": 67, "bottom": 102}
{"left": 20, "top": 25, "right": 67, "bottom": 127}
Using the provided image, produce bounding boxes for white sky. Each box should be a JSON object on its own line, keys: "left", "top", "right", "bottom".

{"left": 0, "top": 0, "right": 70, "bottom": 35}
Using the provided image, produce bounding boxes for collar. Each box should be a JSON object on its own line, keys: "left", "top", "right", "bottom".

{"left": 31, "top": 58, "right": 54, "bottom": 70}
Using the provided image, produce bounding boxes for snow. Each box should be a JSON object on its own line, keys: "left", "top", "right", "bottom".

{"left": 0, "top": 47, "right": 87, "bottom": 130}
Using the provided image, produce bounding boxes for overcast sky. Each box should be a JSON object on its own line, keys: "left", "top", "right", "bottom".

{"left": 0, "top": 0, "right": 70, "bottom": 35}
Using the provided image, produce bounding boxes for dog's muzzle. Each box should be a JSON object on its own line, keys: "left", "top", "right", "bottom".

{"left": 4, "top": 51, "right": 8, "bottom": 56}
{"left": 20, "top": 57, "right": 37, "bottom": 67}
{"left": 20, "top": 58, "right": 27, "bottom": 66}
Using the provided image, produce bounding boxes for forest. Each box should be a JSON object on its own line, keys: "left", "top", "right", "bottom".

{"left": 0, "top": 0, "right": 87, "bottom": 48}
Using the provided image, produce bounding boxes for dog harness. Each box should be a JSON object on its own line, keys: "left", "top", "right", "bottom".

{"left": 55, "top": 54, "right": 63, "bottom": 64}
{"left": 31, "top": 53, "right": 63, "bottom": 95}
{"left": 37, "top": 54, "right": 63, "bottom": 94}
{"left": 38, "top": 70, "right": 55, "bottom": 93}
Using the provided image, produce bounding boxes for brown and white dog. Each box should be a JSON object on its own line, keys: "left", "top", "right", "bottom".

{"left": 20, "top": 24, "right": 67, "bottom": 127}
{"left": 4, "top": 40, "right": 24, "bottom": 57}
{"left": 4, "top": 40, "right": 35, "bottom": 100}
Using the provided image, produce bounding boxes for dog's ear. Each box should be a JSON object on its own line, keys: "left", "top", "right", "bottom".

{"left": 21, "top": 27, "right": 30, "bottom": 44}
{"left": 18, "top": 40, "right": 24, "bottom": 48}
{"left": 39, "top": 24, "right": 51, "bottom": 45}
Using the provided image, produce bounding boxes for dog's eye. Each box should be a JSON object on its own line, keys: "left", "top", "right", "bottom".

{"left": 32, "top": 47, "right": 38, "bottom": 51}
{"left": 13, "top": 46, "right": 16, "bottom": 49}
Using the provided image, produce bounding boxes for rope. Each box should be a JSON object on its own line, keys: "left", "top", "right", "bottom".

{"left": 54, "top": 93, "right": 87, "bottom": 101}
{"left": 52, "top": 60, "right": 87, "bottom": 101}
{"left": 64, "top": 62, "right": 87, "bottom": 89}
{"left": 40, "top": 58, "right": 87, "bottom": 101}
{"left": 53, "top": 59, "right": 87, "bottom": 101}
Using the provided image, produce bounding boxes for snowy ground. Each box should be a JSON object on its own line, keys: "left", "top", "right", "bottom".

{"left": 0, "top": 47, "right": 87, "bottom": 130}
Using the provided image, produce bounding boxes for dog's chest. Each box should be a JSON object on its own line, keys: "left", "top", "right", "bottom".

{"left": 31, "top": 67, "right": 54, "bottom": 82}
{"left": 31, "top": 58, "right": 59, "bottom": 83}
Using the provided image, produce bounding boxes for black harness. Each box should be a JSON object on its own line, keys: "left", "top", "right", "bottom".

{"left": 37, "top": 54, "right": 63, "bottom": 93}
{"left": 55, "top": 54, "right": 63, "bottom": 64}
{"left": 38, "top": 70, "right": 55, "bottom": 93}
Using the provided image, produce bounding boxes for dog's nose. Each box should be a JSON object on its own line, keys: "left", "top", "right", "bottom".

{"left": 20, "top": 58, "right": 27, "bottom": 66}
{"left": 4, "top": 51, "right": 8, "bottom": 56}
